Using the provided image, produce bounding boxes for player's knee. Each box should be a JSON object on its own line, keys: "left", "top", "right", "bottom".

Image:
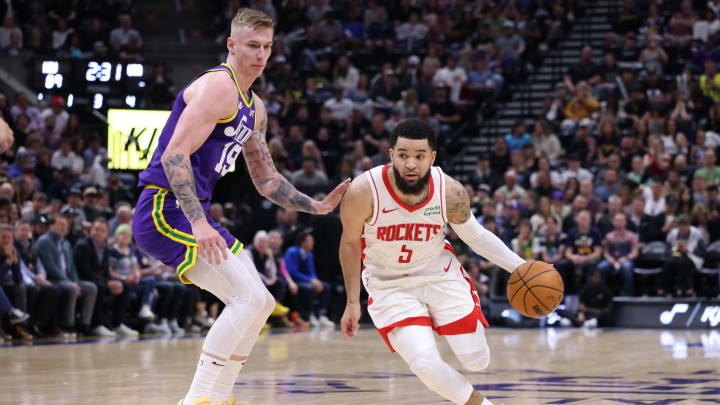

{"left": 260, "top": 290, "right": 276, "bottom": 319}
{"left": 409, "top": 350, "right": 446, "bottom": 391}
{"left": 458, "top": 346, "right": 490, "bottom": 371}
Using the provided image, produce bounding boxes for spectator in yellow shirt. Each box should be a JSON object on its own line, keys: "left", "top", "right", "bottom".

{"left": 700, "top": 60, "right": 720, "bottom": 101}
{"left": 564, "top": 81, "right": 599, "bottom": 122}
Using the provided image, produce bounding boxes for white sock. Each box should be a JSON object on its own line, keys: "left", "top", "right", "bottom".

{"left": 183, "top": 352, "right": 227, "bottom": 405}
{"left": 482, "top": 398, "right": 494, "bottom": 405}
{"left": 210, "top": 358, "right": 246, "bottom": 402}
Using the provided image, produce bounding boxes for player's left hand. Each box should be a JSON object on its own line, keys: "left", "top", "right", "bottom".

{"left": 340, "top": 301, "right": 361, "bottom": 341}
{"left": 313, "top": 179, "right": 351, "bottom": 214}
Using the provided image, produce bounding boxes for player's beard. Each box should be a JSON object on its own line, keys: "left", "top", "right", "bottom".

{"left": 393, "top": 165, "right": 431, "bottom": 196}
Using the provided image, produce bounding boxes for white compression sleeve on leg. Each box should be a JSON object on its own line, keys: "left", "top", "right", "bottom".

{"left": 183, "top": 251, "right": 276, "bottom": 404}
{"left": 445, "top": 321, "right": 491, "bottom": 372}
{"left": 450, "top": 214, "right": 525, "bottom": 273}
{"left": 388, "top": 326, "right": 474, "bottom": 405}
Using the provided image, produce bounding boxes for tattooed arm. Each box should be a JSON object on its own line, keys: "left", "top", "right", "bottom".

{"left": 446, "top": 174, "right": 524, "bottom": 273}
{"left": 160, "top": 72, "right": 238, "bottom": 264}
{"left": 242, "top": 97, "right": 349, "bottom": 214}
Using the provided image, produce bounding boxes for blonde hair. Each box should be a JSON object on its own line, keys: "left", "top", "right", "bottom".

{"left": 231, "top": 8, "right": 274, "bottom": 35}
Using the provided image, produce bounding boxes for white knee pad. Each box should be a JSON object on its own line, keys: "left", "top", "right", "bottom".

{"left": 457, "top": 346, "right": 490, "bottom": 371}
{"left": 408, "top": 349, "right": 474, "bottom": 405}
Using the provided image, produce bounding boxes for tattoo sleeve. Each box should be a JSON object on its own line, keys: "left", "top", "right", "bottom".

{"left": 243, "top": 111, "right": 319, "bottom": 214}
{"left": 446, "top": 177, "right": 471, "bottom": 224}
{"left": 161, "top": 154, "right": 205, "bottom": 224}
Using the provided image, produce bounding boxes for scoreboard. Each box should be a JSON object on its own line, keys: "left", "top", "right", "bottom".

{"left": 32, "top": 59, "right": 147, "bottom": 110}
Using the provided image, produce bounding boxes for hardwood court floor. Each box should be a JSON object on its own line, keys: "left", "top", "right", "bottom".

{"left": 2, "top": 327, "right": 720, "bottom": 404}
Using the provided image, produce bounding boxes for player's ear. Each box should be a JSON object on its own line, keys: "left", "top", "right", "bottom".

{"left": 226, "top": 36, "right": 234, "bottom": 55}
{"left": 430, "top": 150, "right": 437, "bottom": 166}
{"left": 389, "top": 147, "right": 394, "bottom": 161}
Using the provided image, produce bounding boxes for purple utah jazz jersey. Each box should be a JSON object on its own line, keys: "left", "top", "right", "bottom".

{"left": 138, "top": 63, "right": 256, "bottom": 200}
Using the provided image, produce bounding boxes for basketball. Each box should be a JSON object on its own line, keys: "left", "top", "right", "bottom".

{"left": 507, "top": 261, "right": 564, "bottom": 318}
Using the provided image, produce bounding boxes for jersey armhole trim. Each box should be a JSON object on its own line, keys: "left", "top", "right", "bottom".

{"left": 367, "top": 171, "right": 380, "bottom": 226}
{"left": 437, "top": 167, "right": 447, "bottom": 223}
{"left": 217, "top": 104, "right": 239, "bottom": 123}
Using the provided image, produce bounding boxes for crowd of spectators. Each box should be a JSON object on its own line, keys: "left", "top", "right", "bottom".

{"left": 0, "top": 0, "right": 142, "bottom": 60}
{"left": 3, "top": 0, "right": 720, "bottom": 340}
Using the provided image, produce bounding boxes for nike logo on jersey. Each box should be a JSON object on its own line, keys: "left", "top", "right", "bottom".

{"left": 212, "top": 361, "right": 225, "bottom": 367}
{"left": 443, "top": 258, "right": 453, "bottom": 272}
{"left": 382, "top": 207, "right": 398, "bottom": 214}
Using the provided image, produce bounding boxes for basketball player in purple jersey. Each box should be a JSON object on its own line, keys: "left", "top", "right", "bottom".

{"left": 132, "top": 9, "right": 349, "bottom": 405}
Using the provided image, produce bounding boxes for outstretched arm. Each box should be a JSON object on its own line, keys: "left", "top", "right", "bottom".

{"left": 445, "top": 174, "right": 525, "bottom": 273}
{"left": 242, "top": 97, "right": 350, "bottom": 214}
{"left": 338, "top": 175, "right": 373, "bottom": 340}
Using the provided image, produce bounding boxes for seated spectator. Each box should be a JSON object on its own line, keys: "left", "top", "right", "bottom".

{"left": 332, "top": 55, "right": 359, "bottom": 93}
{"left": 694, "top": 148, "right": 720, "bottom": 184}
{"left": 659, "top": 215, "right": 705, "bottom": 297}
{"left": 74, "top": 218, "right": 125, "bottom": 337}
{"left": 579, "top": 179, "right": 603, "bottom": 217}
{"left": 564, "top": 85, "right": 599, "bottom": 125}
{"left": 35, "top": 215, "right": 97, "bottom": 336}
{"left": 284, "top": 231, "right": 333, "bottom": 327}
{"left": 693, "top": 9, "right": 720, "bottom": 43}
{"left": 110, "top": 14, "right": 143, "bottom": 53}
{"left": 40, "top": 96, "right": 69, "bottom": 138}
{"left": 594, "top": 168, "right": 620, "bottom": 203}
{"left": 291, "top": 157, "right": 328, "bottom": 190}
{"left": 323, "top": 88, "right": 354, "bottom": 121}
{"left": 109, "top": 224, "right": 155, "bottom": 331}
{"left": 497, "top": 169, "right": 526, "bottom": 201}
{"left": 10, "top": 93, "right": 41, "bottom": 132}
{"left": 511, "top": 220, "right": 535, "bottom": 259}
{"left": 467, "top": 56, "right": 504, "bottom": 99}
{"left": 557, "top": 269, "right": 613, "bottom": 327}
{"left": 505, "top": 121, "right": 532, "bottom": 151}
{"left": 663, "top": 1, "right": 697, "bottom": 48}
{"left": 644, "top": 176, "right": 667, "bottom": 216}
{"left": 532, "top": 120, "right": 564, "bottom": 163}
{"left": 563, "top": 46, "right": 600, "bottom": 93}
{"left": 562, "top": 154, "right": 593, "bottom": 184}
{"left": 638, "top": 38, "right": 668, "bottom": 77}
{"left": 429, "top": 87, "right": 460, "bottom": 135}
{"left": 495, "top": 21, "right": 525, "bottom": 74}
{"left": 268, "top": 230, "right": 304, "bottom": 327}
{"left": 559, "top": 210, "right": 603, "bottom": 293}
{"left": 0, "top": 281, "right": 29, "bottom": 341}
{"left": 249, "top": 230, "right": 285, "bottom": 305}
{"left": 433, "top": 53, "right": 467, "bottom": 103}
{"left": 598, "top": 213, "right": 638, "bottom": 296}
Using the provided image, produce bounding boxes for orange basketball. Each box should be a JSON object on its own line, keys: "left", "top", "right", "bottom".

{"left": 507, "top": 260, "right": 564, "bottom": 318}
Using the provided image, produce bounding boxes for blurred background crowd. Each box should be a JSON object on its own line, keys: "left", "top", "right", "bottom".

{"left": 0, "top": 0, "right": 720, "bottom": 341}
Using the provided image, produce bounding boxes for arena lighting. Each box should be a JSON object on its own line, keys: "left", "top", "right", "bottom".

{"left": 67, "top": 94, "right": 74, "bottom": 107}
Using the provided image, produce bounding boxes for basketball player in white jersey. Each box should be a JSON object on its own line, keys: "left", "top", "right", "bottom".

{"left": 339, "top": 119, "right": 526, "bottom": 405}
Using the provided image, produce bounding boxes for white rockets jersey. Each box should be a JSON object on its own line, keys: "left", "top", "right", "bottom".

{"left": 362, "top": 164, "right": 449, "bottom": 278}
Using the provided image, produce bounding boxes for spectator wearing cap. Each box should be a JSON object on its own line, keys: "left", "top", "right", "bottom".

{"left": 61, "top": 207, "right": 85, "bottom": 247}
{"left": 659, "top": 215, "right": 705, "bottom": 297}
{"left": 63, "top": 188, "right": 86, "bottom": 230}
{"left": 567, "top": 118, "right": 596, "bottom": 164}
{"left": 504, "top": 121, "right": 532, "bottom": 151}
{"left": 323, "top": 87, "right": 354, "bottom": 121}
{"left": 36, "top": 215, "right": 98, "bottom": 336}
{"left": 495, "top": 20, "right": 525, "bottom": 73}
{"left": 433, "top": 53, "right": 467, "bottom": 103}
{"left": 82, "top": 187, "right": 101, "bottom": 222}
{"left": 74, "top": 218, "right": 126, "bottom": 337}
{"left": 371, "top": 65, "right": 402, "bottom": 103}
{"left": 40, "top": 96, "right": 69, "bottom": 135}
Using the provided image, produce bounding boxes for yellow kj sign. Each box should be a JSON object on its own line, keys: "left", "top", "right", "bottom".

{"left": 107, "top": 109, "right": 170, "bottom": 170}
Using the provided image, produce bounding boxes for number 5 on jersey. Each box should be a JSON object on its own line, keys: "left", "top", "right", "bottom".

{"left": 398, "top": 244, "right": 413, "bottom": 263}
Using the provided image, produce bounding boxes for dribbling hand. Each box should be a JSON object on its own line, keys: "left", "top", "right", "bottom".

{"left": 340, "top": 302, "right": 361, "bottom": 340}
{"left": 192, "top": 220, "right": 228, "bottom": 266}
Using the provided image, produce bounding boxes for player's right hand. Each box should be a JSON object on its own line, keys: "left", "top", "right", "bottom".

{"left": 192, "top": 220, "right": 228, "bottom": 266}
{"left": 0, "top": 117, "right": 13, "bottom": 154}
{"left": 340, "top": 302, "right": 361, "bottom": 341}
